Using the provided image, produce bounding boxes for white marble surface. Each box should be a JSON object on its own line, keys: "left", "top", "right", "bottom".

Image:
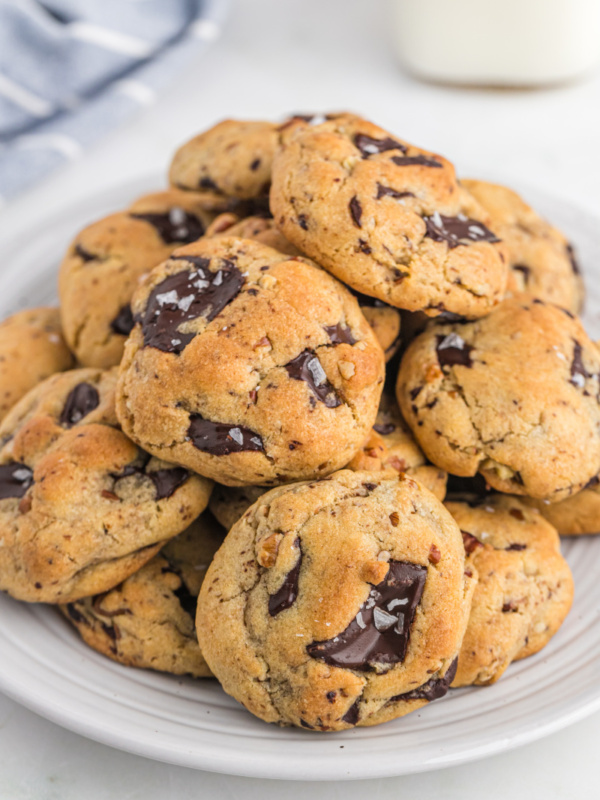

{"left": 2, "top": 0, "right": 600, "bottom": 795}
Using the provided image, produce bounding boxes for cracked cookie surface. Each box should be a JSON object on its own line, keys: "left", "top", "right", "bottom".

{"left": 0, "top": 367, "right": 212, "bottom": 603}
{"left": 0, "top": 307, "right": 74, "bottom": 422}
{"left": 446, "top": 496, "right": 573, "bottom": 686}
{"left": 61, "top": 511, "right": 224, "bottom": 677}
{"left": 270, "top": 114, "right": 508, "bottom": 317}
{"left": 196, "top": 470, "right": 474, "bottom": 730}
{"left": 397, "top": 294, "right": 600, "bottom": 501}
{"left": 59, "top": 189, "right": 224, "bottom": 368}
{"left": 116, "top": 237, "right": 385, "bottom": 486}
{"left": 463, "top": 179, "right": 584, "bottom": 314}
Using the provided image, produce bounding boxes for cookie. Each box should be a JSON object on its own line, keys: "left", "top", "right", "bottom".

{"left": 518, "top": 476, "right": 600, "bottom": 536}
{"left": 463, "top": 179, "right": 584, "bottom": 313}
{"left": 349, "top": 291, "right": 402, "bottom": 362}
{"left": 61, "top": 512, "right": 224, "bottom": 677}
{"left": 445, "top": 496, "right": 573, "bottom": 686}
{"left": 0, "top": 307, "right": 74, "bottom": 421}
{"left": 397, "top": 295, "right": 600, "bottom": 501}
{"left": 59, "top": 189, "right": 224, "bottom": 368}
{"left": 197, "top": 470, "right": 474, "bottom": 730}
{"left": 0, "top": 368, "right": 212, "bottom": 603}
{"left": 116, "top": 237, "right": 385, "bottom": 486}
{"left": 270, "top": 114, "right": 508, "bottom": 317}
{"left": 209, "top": 484, "right": 267, "bottom": 531}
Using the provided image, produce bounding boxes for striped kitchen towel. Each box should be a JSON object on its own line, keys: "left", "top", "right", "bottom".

{"left": 0, "top": 0, "right": 229, "bottom": 203}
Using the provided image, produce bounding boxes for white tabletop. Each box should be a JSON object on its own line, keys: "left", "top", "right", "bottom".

{"left": 2, "top": 0, "right": 600, "bottom": 796}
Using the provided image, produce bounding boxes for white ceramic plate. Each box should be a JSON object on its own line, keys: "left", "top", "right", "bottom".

{"left": 1, "top": 177, "right": 600, "bottom": 781}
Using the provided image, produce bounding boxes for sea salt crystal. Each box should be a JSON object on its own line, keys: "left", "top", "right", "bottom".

{"left": 155, "top": 290, "right": 179, "bottom": 306}
{"left": 228, "top": 428, "right": 244, "bottom": 445}
{"left": 307, "top": 356, "right": 327, "bottom": 386}
{"left": 438, "top": 332, "right": 465, "bottom": 351}
{"left": 373, "top": 607, "right": 397, "bottom": 632}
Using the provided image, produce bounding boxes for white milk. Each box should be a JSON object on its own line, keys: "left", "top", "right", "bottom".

{"left": 391, "top": 0, "right": 600, "bottom": 86}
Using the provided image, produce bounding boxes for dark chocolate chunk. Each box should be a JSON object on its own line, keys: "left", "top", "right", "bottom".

{"left": 139, "top": 259, "right": 244, "bottom": 353}
{"left": 424, "top": 213, "right": 500, "bottom": 248}
{"left": 66, "top": 603, "right": 87, "bottom": 625}
{"left": 250, "top": 158, "right": 261, "bottom": 171}
{"left": 268, "top": 538, "right": 302, "bottom": 616}
{"left": 570, "top": 339, "right": 591, "bottom": 388}
{"left": 323, "top": 323, "right": 356, "bottom": 345}
{"left": 373, "top": 422, "right": 396, "bottom": 436}
{"left": 173, "top": 580, "right": 198, "bottom": 618}
{"left": 285, "top": 350, "right": 341, "bottom": 408}
{"left": 75, "top": 243, "right": 97, "bottom": 262}
{"left": 298, "top": 214, "right": 309, "bottom": 230}
{"left": 391, "top": 155, "right": 443, "bottom": 169}
{"left": 110, "top": 304, "right": 135, "bottom": 336}
{"left": 357, "top": 239, "right": 372, "bottom": 254}
{"left": 376, "top": 183, "right": 415, "bottom": 201}
{"left": 585, "top": 475, "right": 600, "bottom": 490}
{"left": 341, "top": 698, "right": 360, "bottom": 725}
{"left": 0, "top": 463, "right": 33, "bottom": 500}
{"left": 199, "top": 176, "right": 219, "bottom": 191}
{"left": 390, "top": 657, "right": 458, "bottom": 703}
{"left": 436, "top": 333, "right": 474, "bottom": 368}
{"left": 306, "top": 561, "right": 427, "bottom": 671}
{"left": 187, "top": 414, "right": 265, "bottom": 456}
{"left": 354, "top": 134, "right": 406, "bottom": 157}
{"left": 566, "top": 243, "right": 580, "bottom": 275}
{"left": 505, "top": 543, "right": 527, "bottom": 551}
{"left": 148, "top": 468, "right": 189, "bottom": 500}
{"left": 130, "top": 208, "right": 205, "bottom": 244}
{"left": 349, "top": 196, "right": 362, "bottom": 228}
{"left": 59, "top": 383, "right": 100, "bottom": 428}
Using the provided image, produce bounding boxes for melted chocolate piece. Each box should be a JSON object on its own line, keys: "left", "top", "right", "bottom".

{"left": 354, "top": 134, "right": 406, "bottom": 157}
{"left": 110, "top": 304, "right": 135, "bottom": 336}
{"left": 436, "top": 333, "right": 473, "bottom": 368}
{"left": 139, "top": 259, "right": 244, "bottom": 353}
{"left": 75, "top": 243, "right": 97, "bottom": 262}
{"left": 505, "top": 543, "right": 527, "bottom": 551}
{"left": 424, "top": 213, "right": 500, "bottom": 248}
{"left": 566, "top": 243, "right": 580, "bottom": 275}
{"left": 285, "top": 350, "right": 341, "bottom": 408}
{"left": 130, "top": 208, "right": 205, "bottom": 244}
{"left": 306, "top": 561, "right": 427, "bottom": 671}
{"left": 373, "top": 422, "right": 396, "bottom": 436}
{"left": 391, "top": 155, "right": 443, "bottom": 169}
{"left": 323, "top": 323, "right": 356, "bottom": 345}
{"left": 341, "top": 698, "right": 360, "bottom": 725}
{"left": 376, "top": 183, "right": 415, "bottom": 201}
{"left": 148, "top": 468, "right": 189, "bottom": 500}
{"left": 390, "top": 657, "right": 458, "bottom": 703}
{"left": 59, "top": 383, "right": 100, "bottom": 428}
{"left": 0, "top": 463, "right": 33, "bottom": 500}
{"left": 268, "top": 538, "right": 302, "bottom": 616}
{"left": 570, "top": 339, "right": 591, "bottom": 388}
{"left": 187, "top": 414, "right": 265, "bottom": 456}
{"left": 349, "top": 196, "right": 362, "bottom": 227}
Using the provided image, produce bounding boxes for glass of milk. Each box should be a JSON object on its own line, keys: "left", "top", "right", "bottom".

{"left": 391, "top": 0, "right": 600, "bottom": 87}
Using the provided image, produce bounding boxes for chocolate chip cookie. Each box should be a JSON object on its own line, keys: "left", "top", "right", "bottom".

{"left": 197, "top": 470, "right": 474, "bottom": 730}
{"left": 397, "top": 295, "right": 600, "bottom": 501}
{"left": 116, "top": 237, "right": 385, "bottom": 486}
{"left": 446, "top": 496, "right": 573, "bottom": 686}
{"left": 270, "top": 114, "right": 508, "bottom": 317}
{"left": 0, "top": 368, "right": 212, "bottom": 603}
{"left": 61, "top": 511, "right": 224, "bottom": 677}
{"left": 463, "top": 179, "right": 584, "bottom": 313}
{"left": 0, "top": 307, "right": 74, "bottom": 421}
{"left": 519, "top": 476, "right": 600, "bottom": 535}
{"left": 59, "top": 189, "right": 224, "bottom": 369}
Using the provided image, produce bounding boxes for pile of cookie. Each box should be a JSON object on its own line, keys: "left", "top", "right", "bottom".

{"left": 3, "top": 112, "right": 596, "bottom": 732}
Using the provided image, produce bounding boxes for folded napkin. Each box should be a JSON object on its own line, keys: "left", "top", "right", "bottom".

{"left": 0, "top": 0, "right": 228, "bottom": 202}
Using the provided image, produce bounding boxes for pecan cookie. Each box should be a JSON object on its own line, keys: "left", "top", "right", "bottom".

{"left": 0, "top": 307, "right": 73, "bottom": 421}
{"left": 397, "top": 295, "right": 600, "bottom": 501}
{"left": 59, "top": 189, "right": 224, "bottom": 368}
{"left": 0, "top": 368, "right": 211, "bottom": 603}
{"left": 519, "top": 476, "right": 600, "bottom": 536}
{"left": 270, "top": 114, "right": 508, "bottom": 317}
{"left": 61, "top": 511, "right": 224, "bottom": 677}
{"left": 116, "top": 237, "right": 385, "bottom": 486}
{"left": 463, "top": 179, "right": 584, "bottom": 313}
{"left": 446, "top": 496, "right": 573, "bottom": 686}
{"left": 197, "top": 470, "right": 474, "bottom": 730}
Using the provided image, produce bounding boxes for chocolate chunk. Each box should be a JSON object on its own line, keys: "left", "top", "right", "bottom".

{"left": 376, "top": 183, "right": 415, "bottom": 201}
{"left": 424, "top": 213, "right": 500, "bottom": 248}
{"left": 139, "top": 259, "right": 244, "bottom": 353}
{"left": 173, "top": 580, "right": 198, "bottom": 618}
{"left": 110, "top": 305, "right": 135, "bottom": 336}
{"left": 505, "top": 543, "right": 527, "bottom": 551}
{"left": 566, "top": 243, "right": 580, "bottom": 275}
{"left": 92, "top": 594, "right": 132, "bottom": 618}
{"left": 0, "top": 463, "right": 33, "bottom": 500}
{"left": 131, "top": 208, "right": 204, "bottom": 244}
{"left": 187, "top": 414, "right": 265, "bottom": 456}
{"left": 75, "top": 244, "right": 97, "bottom": 262}
{"left": 357, "top": 239, "right": 372, "bottom": 254}
{"left": 436, "top": 333, "right": 473, "bottom": 368}
{"left": 59, "top": 383, "right": 100, "bottom": 428}
{"left": 298, "top": 214, "right": 309, "bottom": 230}
{"left": 148, "top": 468, "right": 189, "bottom": 500}
{"left": 354, "top": 134, "right": 406, "bottom": 157}
{"left": 268, "top": 538, "right": 302, "bottom": 616}
{"left": 349, "top": 196, "right": 362, "bottom": 228}
{"left": 199, "top": 176, "right": 219, "bottom": 191}
{"left": 341, "top": 698, "right": 360, "bottom": 725}
{"left": 585, "top": 475, "right": 600, "bottom": 490}
{"left": 66, "top": 603, "right": 87, "bottom": 625}
{"left": 509, "top": 508, "right": 525, "bottom": 521}
{"left": 391, "top": 155, "right": 443, "bottom": 169}
{"left": 306, "top": 561, "right": 427, "bottom": 671}
{"left": 373, "top": 422, "right": 396, "bottom": 435}
{"left": 349, "top": 287, "right": 388, "bottom": 309}
{"left": 323, "top": 323, "right": 356, "bottom": 345}
{"left": 570, "top": 339, "right": 591, "bottom": 388}
{"left": 250, "top": 158, "right": 261, "bottom": 171}
{"left": 285, "top": 350, "right": 341, "bottom": 408}
{"left": 390, "top": 657, "right": 458, "bottom": 703}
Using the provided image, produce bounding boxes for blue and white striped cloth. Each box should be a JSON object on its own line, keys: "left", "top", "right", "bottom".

{"left": 0, "top": 0, "right": 229, "bottom": 202}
